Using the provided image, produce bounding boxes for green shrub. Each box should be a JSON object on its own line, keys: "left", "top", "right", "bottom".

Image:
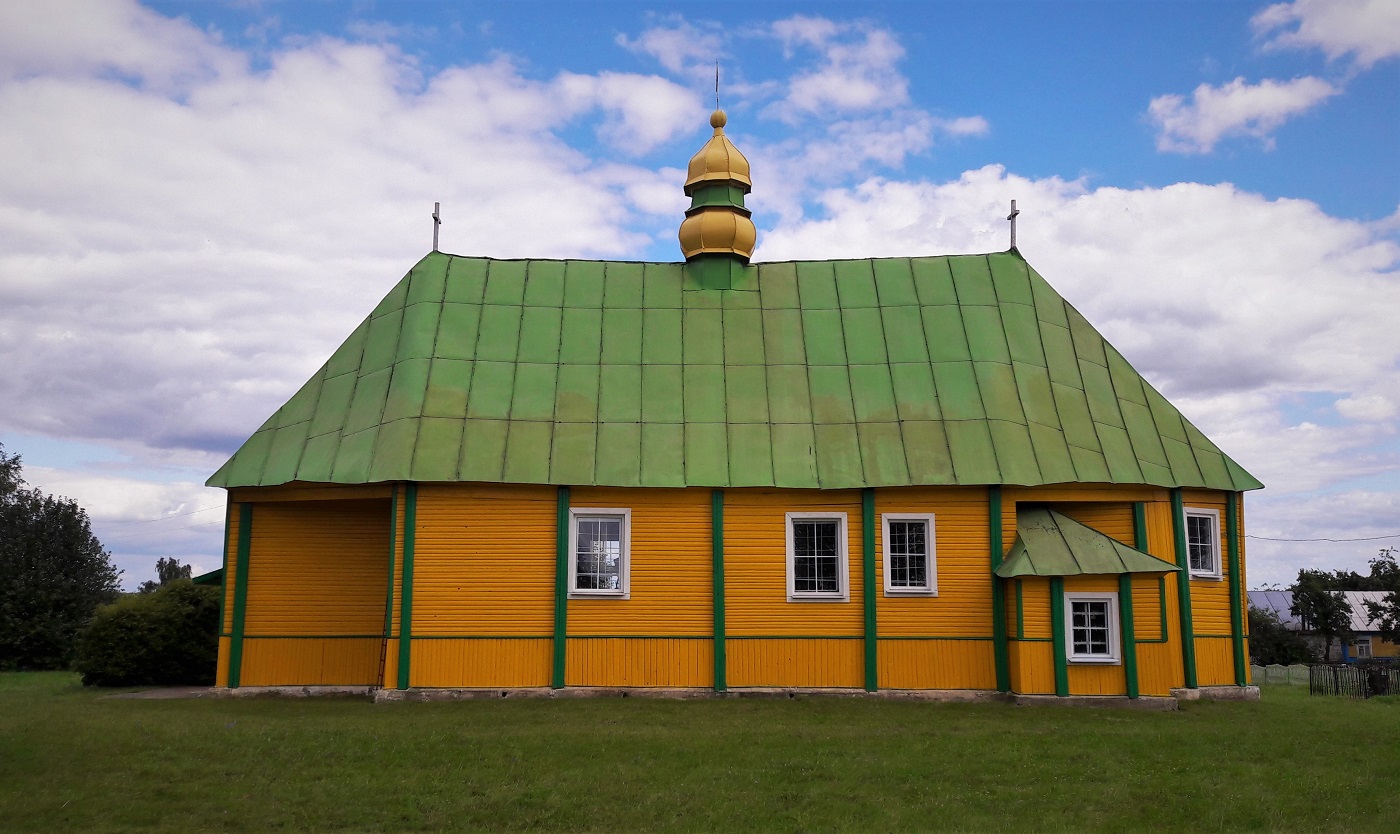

{"left": 74, "top": 580, "right": 220, "bottom": 687}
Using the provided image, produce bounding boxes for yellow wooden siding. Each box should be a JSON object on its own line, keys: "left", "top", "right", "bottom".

{"left": 726, "top": 639, "right": 864, "bottom": 688}
{"left": 878, "top": 640, "right": 996, "bottom": 689}
{"left": 229, "top": 483, "right": 393, "bottom": 504}
{"left": 568, "top": 488, "right": 712, "bottom": 637}
{"left": 1052, "top": 503, "right": 1135, "bottom": 545}
{"left": 1003, "top": 484, "right": 1169, "bottom": 505}
{"left": 411, "top": 484, "right": 556, "bottom": 636}
{"left": 239, "top": 638, "right": 381, "bottom": 685}
{"left": 216, "top": 636, "right": 231, "bottom": 687}
{"left": 1131, "top": 577, "right": 1166, "bottom": 641}
{"left": 1369, "top": 639, "right": 1400, "bottom": 659}
{"left": 1183, "top": 491, "right": 1233, "bottom": 635}
{"left": 1067, "top": 662, "right": 1127, "bottom": 695}
{"left": 1136, "top": 641, "right": 1181, "bottom": 696}
{"left": 243, "top": 499, "right": 389, "bottom": 636}
{"left": 1008, "top": 640, "right": 1055, "bottom": 694}
{"left": 1193, "top": 636, "right": 1236, "bottom": 686}
{"left": 724, "top": 490, "right": 864, "bottom": 636}
{"left": 874, "top": 487, "right": 991, "bottom": 637}
{"left": 1017, "top": 577, "right": 1052, "bottom": 639}
{"left": 216, "top": 503, "right": 243, "bottom": 687}
{"left": 381, "top": 490, "right": 405, "bottom": 687}
{"left": 411, "top": 639, "right": 552, "bottom": 687}
{"left": 565, "top": 638, "right": 713, "bottom": 687}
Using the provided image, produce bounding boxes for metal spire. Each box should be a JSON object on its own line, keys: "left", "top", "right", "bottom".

{"left": 432, "top": 202, "right": 441, "bottom": 252}
{"left": 1007, "top": 199, "right": 1020, "bottom": 250}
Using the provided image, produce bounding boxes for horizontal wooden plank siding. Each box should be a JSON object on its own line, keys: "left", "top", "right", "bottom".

{"left": 1194, "top": 636, "right": 1236, "bottom": 686}
{"left": 878, "top": 639, "right": 996, "bottom": 689}
{"left": 412, "top": 638, "right": 552, "bottom": 688}
{"left": 565, "top": 638, "right": 713, "bottom": 687}
{"left": 412, "top": 484, "right": 556, "bottom": 636}
{"left": 568, "top": 488, "right": 712, "bottom": 637}
{"left": 874, "top": 487, "right": 990, "bottom": 637}
{"left": 239, "top": 638, "right": 381, "bottom": 685}
{"left": 1183, "top": 490, "right": 1233, "bottom": 637}
{"left": 1009, "top": 640, "right": 1055, "bottom": 694}
{"left": 727, "top": 639, "right": 864, "bottom": 688}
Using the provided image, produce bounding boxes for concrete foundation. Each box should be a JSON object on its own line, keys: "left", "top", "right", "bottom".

{"left": 1171, "top": 685, "right": 1261, "bottom": 702}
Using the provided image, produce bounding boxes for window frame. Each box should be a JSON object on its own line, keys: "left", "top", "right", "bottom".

{"left": 785, "top": 512, "right": 849, "bottom": 602}
{"left": 1355, "top": 637, "right": 1373, "bottom": 659}
{"left": 1064, "top": 591, "right": 1121, "bottom": 664}
{"left": 566, "top": 507, "right": 631, "bottom": 599}
{"left": 1184, "top": 507, "right": 1223, "bottom": 580}
{"left": 881, "top": 513, "right": 937, "bottom": 596}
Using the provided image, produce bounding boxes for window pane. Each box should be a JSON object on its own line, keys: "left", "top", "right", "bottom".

{"left": 887, "top": 520, "right": 928, "bottom": 589}
{"left": 576, "top": 516, "right": 622, "bottom": 590}
{"left": 794, "top": 520, "right": 840, "bottom": 594}
{"left": 1070, "top": 600, "right": 1112, "bottom": 657}
{"left": 1187, "top": 515, "right": 1215, "bottom": 573}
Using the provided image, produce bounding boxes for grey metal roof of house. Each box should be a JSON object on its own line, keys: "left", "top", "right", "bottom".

{"left": 1248, "top": 589, "right": 1389, "bottom": 632}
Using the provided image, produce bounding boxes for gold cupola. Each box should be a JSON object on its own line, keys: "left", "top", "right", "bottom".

{"left": 678, "top": 110, "right": 756, "bottom": 264}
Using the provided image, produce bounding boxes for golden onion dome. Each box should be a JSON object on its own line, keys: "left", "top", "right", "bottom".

{"left": 684, "top": 110, "right": 752, "bottom": 194}
{"left": 679, "top": 208, "right": 757, "bottom": 260}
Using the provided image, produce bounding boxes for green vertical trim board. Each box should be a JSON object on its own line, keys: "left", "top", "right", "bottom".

{"left": 862, "top": 487, "right": 878, "bottom": 692}
{"left": 711, "top": 489, "right": 726, "bottom": 692}
{"left": 552, "top": 486, "right": 570, "bottom": 689}
{"left": 1171, "top": 488, "right": 1198, "bottom": 689}
{"left": 1132, "top": 502, "right": 1148, "bottom": 552}
{"left": 989, "top": 486, "right": 1010, "bottom": 692}
{"left": 1226, "top": 492, "right": 1246, "bottom": 685}
{"left": 395, "top": 483, "right": 418, "bottom": 690}
{"left": 380, "top": 485, "right": 399, "bottom": 686}
{"left": 216, "top": 502, "right": 231, "bottom": 657}
{"left": 1118, "top": 574, "right": 1139, "bottom": 699}
{"left": 1050, "top": 576, "right": 1068, "bottom": 697}
{"left": 227, "top": 505, "right": 252, "bottom": 689}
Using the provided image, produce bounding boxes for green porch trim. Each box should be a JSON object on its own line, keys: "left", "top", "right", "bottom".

{"left": 1009, "top": 637, "right": 1054, "bottom": 643}
{"left": 227, "top": 504, "right": 253, "bottom": 689}
{"left": 1227, "top": 493, "right": 1247, "bottom": 685}
{"left": 1015, "top": 579, "right": 1024, "bottom": 639}
{"left": 1050, "top": 576, "right": 1068, "bottom": 697}
{"left": 862, "top": 487, "right": 878, "bottom": 692}
{"left": 379, "top": 484, "right": 398, "bottom": 689}
{"left": 1171, "top": 489, "right": 1198, "bottom": 688}
{"left": 989, "top": 486, "right": 1010, "bottom": 692}
{"left": 394, "top": 483, "right": 418, "bottom": 690}
{"left": 552, "top": 486, "right": 570, "bottom": 689}
{"left": 1119, "top": 574, "right": 1139, "bottom": 699}
{"left": 711, "top": 489, "right": 726, "bottom": 692}
{"left": 1132, "top": 502, "right": 1149, "bottom": 552}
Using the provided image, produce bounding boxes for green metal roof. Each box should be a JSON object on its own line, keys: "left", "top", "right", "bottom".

{"left": 995, "top": 509, "right": 1182, "bottom": 578}
{"left": 208, "top": 251, "right": 1262, "bottom": 491}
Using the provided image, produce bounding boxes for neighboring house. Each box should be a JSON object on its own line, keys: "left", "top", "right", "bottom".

{"left": 1247, "top": 590, "right": 1398, "bottom": 662}
{"left": 207, "top": 111, "right": 1263, "bottom": 701}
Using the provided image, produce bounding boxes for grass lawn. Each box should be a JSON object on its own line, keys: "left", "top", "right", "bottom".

{"left": 1, "top": 673, "right": 1395, "bottom": 833}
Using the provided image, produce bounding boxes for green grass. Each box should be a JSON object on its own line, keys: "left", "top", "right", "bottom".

{"left": 1, "top": 673, "right": 1395, "bottom": 833}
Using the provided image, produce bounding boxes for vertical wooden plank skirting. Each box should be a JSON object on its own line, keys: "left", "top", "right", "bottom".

{"left": 1227, "top": 493, "right": 1247, "bottom": 686}
{"left": 1050, "top": 576, "right": 1068, "bottom": 697}
{"left": 1118, "top": 574, "right": 1139, "bottom": 698}
{"left": 711, "top": 489, "right": 726, "bottom": 692}
{"left": 989, "top": 486, "right": 1010, "bottom": 692}
{"left": 1171, "top": 488, "right": 1199, "bottom": 689}
{"left": 552, "top": 486, "right": 570, "bottom": 689}
{"left": 395, "top": 483, "right": 418, "bottom": 690}
{"left": 862, "top": 488, "right": 877, "bottom": 692}
{"left": 227, "top": 504, "right": 253, "bottom": 689}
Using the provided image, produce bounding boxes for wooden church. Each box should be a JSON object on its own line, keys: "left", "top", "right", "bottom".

{"left": 208, "top": 110, "right": 1262, "bottom": 701}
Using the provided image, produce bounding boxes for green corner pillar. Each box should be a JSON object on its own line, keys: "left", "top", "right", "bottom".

{"left": 989, "top": 487, "right": 1011, "bottom": 692}
{"left": 380, "top": 486, "right": 399, "bottom": 689}
{"left": 711, "top": 489, "right": 726, "bottom": 692}
{"left": 227, "top": 504, "right": 253, "bottom": 689}
{"left": 1050, "top": 576, "right": 1069, "bottom": 697}
{"left": 1118, "top": 574, "right": 1139, "bottom": 699}
{"left": 1170, "top": 489, "right": 1198, "bottom": 689}
{"left": 395, "top": 483, "right": 418, "bottom": 690}
{"left": 862, "top": 488, "right": 878, "bottom": 692}
{"left": 552, "top": 486, "right": 570, "bottom": 689}
{"left": 1227, "top": 493, "right": 1247, "bottom": 686}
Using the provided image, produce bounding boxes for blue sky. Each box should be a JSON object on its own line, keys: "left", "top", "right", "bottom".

{"left": 1, "top": 0, "right": 1397, "bottom": 588}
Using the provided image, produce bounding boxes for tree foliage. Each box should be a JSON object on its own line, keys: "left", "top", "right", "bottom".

{"left": 138, "top": 557, "right": 193, "bottom": 594}
{"left": 1289, "top": 570, "right": 1353, "bottom": 660}
{"left": 75, "top": 578, "right": 220, "bottom": 687}
{"left": 1247, "top": 605, "right": 1315, "bottom": 665}
{"left": 1361, "top": 548, "right": 1400, "bottom": 644}
{"left": 0, "top": 443, "right": 122, "bottom": 670}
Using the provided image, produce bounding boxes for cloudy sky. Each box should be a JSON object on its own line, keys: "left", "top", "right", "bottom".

{"left": 1, "top": 0, "right": 1397, "bottom": 589}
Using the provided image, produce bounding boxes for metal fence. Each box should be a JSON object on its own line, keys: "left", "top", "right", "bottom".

{"left": 1251, "top": 664, "right": 1309, "bottom": 685}
{"left": 1309, "top": 664, "right": 1399, "bottom": 699}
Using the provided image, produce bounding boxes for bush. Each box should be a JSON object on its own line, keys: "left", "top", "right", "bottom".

{"left": 74, "top": 580, "right": 220, "bottom": 687}
{"left": 1248, "top": 605, "right": 1316, "bottom": 666}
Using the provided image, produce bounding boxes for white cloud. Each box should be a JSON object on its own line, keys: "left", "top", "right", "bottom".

{"left": 768, "top": 17, "right": 909, "bottom": 120}
{"left": 616, "top": 16, "right": 723, "bottom": 77}
{"left": 1336, "top": 394, "right": 1398, "bottom": 421}
{"left": 1148, "top": 76, "right": 1339, "bottom": 153}
{"left": 1253, "top": 0, "right": 1400, "bottom": 68}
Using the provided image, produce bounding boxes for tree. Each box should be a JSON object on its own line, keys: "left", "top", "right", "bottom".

{"left": 137, "top": 557, "right": 192, "bottom": 594}
{"left": 1362, "top": 548, "right": 1400, "bottom": 644}
{"left": 1289, "top": 569, "right": 1353, "bottom": 661}
{"left": 1247, "top": 605, "right": 1315, "bottom": 665}
{"left": 75, "top": 579, "right": 220, "bottom": 687}
{"left": 0, "top": 443, "right": 122, "bottom": 670}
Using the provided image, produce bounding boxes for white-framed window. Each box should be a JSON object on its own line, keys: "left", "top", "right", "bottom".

{"left": 1355, "top": 638, "right": 1373, "bottom": 659}
{"left": 882, "top": 513, "right": 936, "bottom": 596}
{"left": 567, "top": 508, "right": 630, "bottom": 598}
{"left": 1065, "top": 592, "right": 1120, "bottom": 664}
{"left": 785, "top": 512, "right": 849, "bottom": 602}
{"left": 1185, "top": 507, "right": 1222, "bottom": 579}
